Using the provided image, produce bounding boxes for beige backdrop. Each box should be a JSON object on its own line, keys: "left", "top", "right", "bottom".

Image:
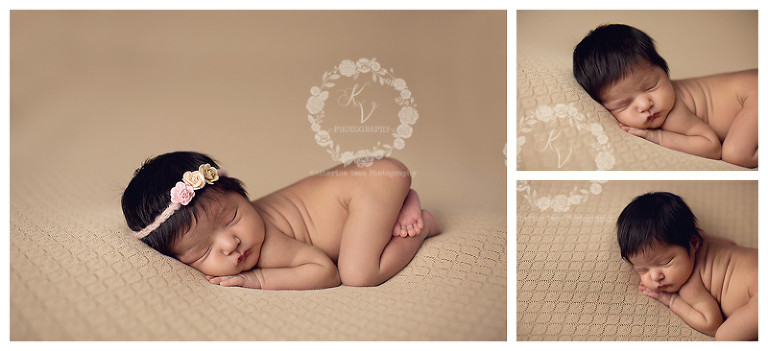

{"left": 10, "top": 11, "right": 507, "bottom": 340}
{"left": 518, "top": 10, "right": 758, "bottom": 79}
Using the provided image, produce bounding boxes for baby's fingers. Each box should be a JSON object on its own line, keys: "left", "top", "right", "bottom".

{"left": 206, "top": 274, "right": 245, "bottom": 287}
{"left": 218, "top": 275, "right": 245, "bottom": 287}
{"left": 626, "top": 127, "right": 643, "bottom": 136}
{"left": 639, "top": 285, "right": 659, "bottom": 298}
{"left": 618, "top": 123, "right": 629, "bottom": 132}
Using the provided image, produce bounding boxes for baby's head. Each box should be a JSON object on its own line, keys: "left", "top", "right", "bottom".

{"left": 122, "top": 151, "right": 261, "bottom": 276}
{"left": 617, "top": 192, "right": 702, "bottom": 292}
{"left": 573, "top": 24, "right": 675, "bottom": 129}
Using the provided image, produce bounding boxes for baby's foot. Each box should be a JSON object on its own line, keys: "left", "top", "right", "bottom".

{"left": 393, "top": 189, "right": 424, "bottom": 237}
{"left": 420, "top": 209, "right": 441, "bottom": 238}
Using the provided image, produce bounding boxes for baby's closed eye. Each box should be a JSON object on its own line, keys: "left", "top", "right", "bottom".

{"left": 227, "top": 209, "right": 238, "bottom": 226}
{"left": 608, "top": 103, "right": 628, "bottom": 112}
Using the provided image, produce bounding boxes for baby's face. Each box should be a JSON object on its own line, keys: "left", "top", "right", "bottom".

{"left": 172, "top": 191, "right": 264, "bottom": 277}
{"left": 628, "top": 242, "right": 696, "bottom": 293}
{"left": 600, "top": 64, "right": 675, "bottom": 130}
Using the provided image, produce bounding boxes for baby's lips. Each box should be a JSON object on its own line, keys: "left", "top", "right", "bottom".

{"left": 237, "top": 249, "right": 251, "bottom": 264}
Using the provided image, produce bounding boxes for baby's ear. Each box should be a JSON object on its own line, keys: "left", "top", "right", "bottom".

{"left": 691, "top": 229, "right": 702, "bottom": 252}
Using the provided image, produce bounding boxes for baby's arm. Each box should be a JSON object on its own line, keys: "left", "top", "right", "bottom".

{"left": 640, "top": 274, "right": 723, "bottom": 336}
{"left": 207, "top": 233, "right": 341, "bottom": 290}
{"left": 621, "top": 102, "right": 721, "bottom": 160}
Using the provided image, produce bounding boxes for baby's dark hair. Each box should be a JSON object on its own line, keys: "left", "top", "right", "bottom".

{"left": 616, "top": 192, "right": 701, "bottom": 262}
{"left": 573, "top": 23, "right": 669, "bottom": 103}
{"left": 121, "top": 151, "right": 248, "bottom": 257}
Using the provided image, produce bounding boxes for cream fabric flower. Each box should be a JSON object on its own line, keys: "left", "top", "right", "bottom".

{"left": 183, "top": 171, "right": 206, "bottom": 190}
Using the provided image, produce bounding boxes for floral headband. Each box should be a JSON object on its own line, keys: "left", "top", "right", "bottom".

{"left": 133, "top": 164, "right": 225, "bottom": 239}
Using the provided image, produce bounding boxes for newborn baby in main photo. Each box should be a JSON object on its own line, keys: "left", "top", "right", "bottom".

{"left": 122, "top": 151, "right": 441, "bottom": 290}
{"left": 573, "top": 24, "right": 758, "bottom": 168}
{"left": 617, "top": 192, "right": 757, "bottom": 340}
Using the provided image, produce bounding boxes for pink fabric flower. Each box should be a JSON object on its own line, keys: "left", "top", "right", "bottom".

{"left": 170, "top": 182, "right": 195, "bottom": 205}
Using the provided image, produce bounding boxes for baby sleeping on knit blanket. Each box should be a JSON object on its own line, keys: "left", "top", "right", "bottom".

{"left": 617, "top": 192, "right": 757, "bottom": 340}
{"left": 122, "top": 151, "right": 441, "bottom": 290}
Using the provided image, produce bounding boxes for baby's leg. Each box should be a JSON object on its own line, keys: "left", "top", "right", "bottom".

{"left": 715, "top": 296, "right": 758, "bottom": 340}
{"left": 393, "top": 189, "right": 424, "bottom": 237}
{"left": 336, "top": 159, "right": 440, "bottom": 287}
{"left": 722, "top": 95, "right": 758, "bottom": 168}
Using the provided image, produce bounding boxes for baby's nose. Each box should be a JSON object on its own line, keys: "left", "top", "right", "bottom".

{"left": 639, "top": 98, "right": 653, "bottom": 111}
{"left": 222, "top": 235, "right": 241, "bottom": 254}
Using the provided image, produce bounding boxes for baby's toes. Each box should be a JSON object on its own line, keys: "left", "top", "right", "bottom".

{"left": 411, "top": 223, "right": 422, "bottom": 236}
{"left": 394, "top": 224, "right": 408, "bottom": 237}
{"left": 406, "top": 224, "right": 418, "bottom": 237}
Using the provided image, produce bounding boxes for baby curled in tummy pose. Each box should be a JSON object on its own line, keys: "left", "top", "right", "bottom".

{"left": 121, "top": 151, "right": 441, "bottom": 290}
{"left": 617, "top": 192, "right": 757, "bottom": 340}
{"left": 574, "top": 24, "right": 758, "bottom": 168}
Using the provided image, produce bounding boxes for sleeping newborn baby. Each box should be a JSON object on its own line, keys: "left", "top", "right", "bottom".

{"left": 617, "top": 192, "right": 757, "bottom": 340}
{"left": 122, "top": 151, "right": 440, "bottom": 290}
{"left": 573, "top": 24, "right": 758, "bottom": 168}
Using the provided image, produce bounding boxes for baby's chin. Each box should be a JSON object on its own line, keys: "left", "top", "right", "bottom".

{"left": 650, "top": 113, "right": 668, "bottom": 128}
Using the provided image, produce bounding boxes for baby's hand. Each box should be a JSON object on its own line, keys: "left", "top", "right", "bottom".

{"left": 206, "top": 271, "right": 262, "bottom": 289}
{"left": 639, "top": 283, "right": 675, "bottom": 307}
{"left": 619, "top": 123, "right": 660, "bottom": 144}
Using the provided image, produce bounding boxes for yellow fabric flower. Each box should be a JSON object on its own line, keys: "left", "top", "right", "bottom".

{"left": 199, "top": 164, "right": 219, "bottom": 184}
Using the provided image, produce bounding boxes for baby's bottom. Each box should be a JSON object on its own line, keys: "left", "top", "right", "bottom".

{"left": 715, "top": 295, "right": 758, "bottom": 340}
{"left": 722, "top": 96, "right": 758, "bottom": 168}
{"left": 336, "top": 159, "right": 440, "bottom": 287}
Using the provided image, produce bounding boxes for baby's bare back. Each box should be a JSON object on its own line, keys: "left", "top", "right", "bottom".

{"left": 672, "top": 70, "right": 757, "bottom": 141}
{"left": 251, "top": 164, "right": 356, "bottom": 262}
{"left": 694, "top": 241, "right": 758, "bottom": 317}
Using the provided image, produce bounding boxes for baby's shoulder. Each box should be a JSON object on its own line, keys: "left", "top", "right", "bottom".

{"left": 697, "top": 242, "right": 758, "bottom": 276}
{"left": 679, "top": 70, "right": 757, "bottom": 99}
{"left": 724, "top": 244, "right": 758, "bottom": 267}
